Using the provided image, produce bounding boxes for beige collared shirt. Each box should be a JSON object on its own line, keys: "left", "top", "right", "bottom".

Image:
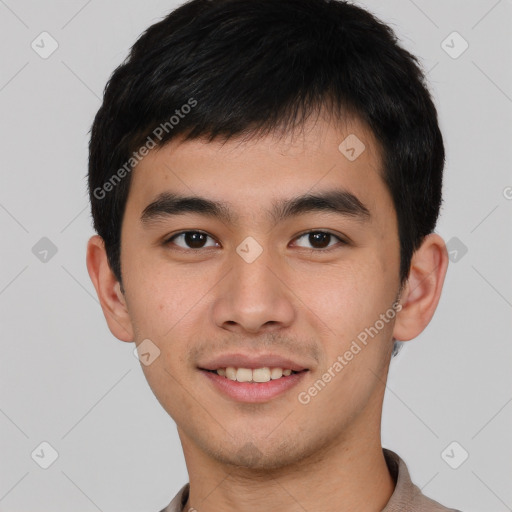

{"left": 159, "top": 449, "right": 461, "bottom": 511}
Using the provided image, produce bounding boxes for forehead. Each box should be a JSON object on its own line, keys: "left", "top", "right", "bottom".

{"left": 125, "top": 115, "right": 392, "bottom": 226}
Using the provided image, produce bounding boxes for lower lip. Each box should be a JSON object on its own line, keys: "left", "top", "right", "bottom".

{"left": 201, "top": 370, "right": 308, "bottom": 403}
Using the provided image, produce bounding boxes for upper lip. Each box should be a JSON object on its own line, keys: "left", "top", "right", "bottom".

{"left": 198, "top": 353, "right": 309, "bottom": 372}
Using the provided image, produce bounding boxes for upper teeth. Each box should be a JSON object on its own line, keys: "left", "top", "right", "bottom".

{"left": 217, "top": 367, "right": 293, "bottom": 382}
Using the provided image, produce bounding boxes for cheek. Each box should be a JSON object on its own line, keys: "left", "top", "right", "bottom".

{"left": 130, "top": 289, "right": 186, "bottom": 341}
{"left": 292, "top": 257, "right": 398, "bottom": 377}
{"left": 294, "top": 259, "right": 387, "bottom": 334}
{"left": 124, "top": 257, "right": 217, "bottom": 350}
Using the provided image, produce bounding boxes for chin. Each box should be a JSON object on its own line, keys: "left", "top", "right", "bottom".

{"left": 205, "top": 436, "right": 315, "bottom": 471}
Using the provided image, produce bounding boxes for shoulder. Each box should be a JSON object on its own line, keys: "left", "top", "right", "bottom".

{"left": 158, "top": 483, "right": 190, "bottom": 512}
{"left": 383, "top": 449, "right": 462, "bottom": 512}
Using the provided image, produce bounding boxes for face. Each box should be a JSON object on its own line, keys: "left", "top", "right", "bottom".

{"left": 118, "top": 115, "right": 402, "bottom": 469}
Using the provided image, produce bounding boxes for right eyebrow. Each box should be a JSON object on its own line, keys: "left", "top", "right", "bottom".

{"left": 141, "top": 192, "right": 235, "bottom": 225}
{"left": 140, "top": 188, "right": 371, "bottom": 227}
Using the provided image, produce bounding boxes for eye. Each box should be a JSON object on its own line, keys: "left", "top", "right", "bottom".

{"left": 293, "top": 231, "right": 346, "bottom": 250}
{"left": 165, "top": 231, "right": 219, "bottom": 249}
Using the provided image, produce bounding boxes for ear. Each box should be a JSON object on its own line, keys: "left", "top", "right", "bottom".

{"left": 86, "top": 235, "right": 134, "bottom": 342}
{"left": 393, "top": 233, "right": 449, "bottom": 342}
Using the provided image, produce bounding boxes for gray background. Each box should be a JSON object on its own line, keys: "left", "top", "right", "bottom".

{"left": 1, "top": 0, "right": 511, "bottom": 511}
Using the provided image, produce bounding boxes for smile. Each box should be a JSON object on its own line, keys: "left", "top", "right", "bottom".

{"left": 201, "top": 367, "right": 309, "bottom": 403}
{"left": 208, "top": 366, "right": 297, "bottom": 383}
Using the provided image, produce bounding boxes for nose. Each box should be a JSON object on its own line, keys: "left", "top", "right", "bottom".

{"left": 211, "top": 244, "right": 295, "bottom": 335}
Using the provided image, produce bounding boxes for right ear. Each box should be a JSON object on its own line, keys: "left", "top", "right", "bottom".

{"left": 86, "top": 235, "right": 134, "bottom": 342}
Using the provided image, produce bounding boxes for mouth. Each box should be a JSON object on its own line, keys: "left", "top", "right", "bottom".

{"left": 198, "top": 353, "right": 311, "bottom": 402}
{"left": 199, "top": 364, "right": 309, "bottom": 403}
{"left": 203, "top": 366, "right": 304, "bottom": 383}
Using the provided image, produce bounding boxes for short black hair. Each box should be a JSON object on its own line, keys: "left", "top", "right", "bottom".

{"left": 88, "top": 0, "right": 444, "bottom": 287}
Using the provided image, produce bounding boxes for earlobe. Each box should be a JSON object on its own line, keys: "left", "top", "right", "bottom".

{"left": 392, "top": 233, "right": 449, "bottom": 342}
{"left": 86, "top": 235, "right": 134, "bottom": 342}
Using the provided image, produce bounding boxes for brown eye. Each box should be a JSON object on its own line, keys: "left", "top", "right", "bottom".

{"left": 309, "top": 232, "right": 331, "bottom": 249}
{"left": 294, "top": 231, "right": 344, "bottom": 250}
{"left": 167, "top": 231, "right": 218, "bottom": 249}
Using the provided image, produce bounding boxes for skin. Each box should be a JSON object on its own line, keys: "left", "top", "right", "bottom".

{"left": 87, "top": 113, "right": 448, "bottom": 512}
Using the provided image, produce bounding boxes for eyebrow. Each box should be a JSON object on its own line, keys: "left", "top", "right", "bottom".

{"left": 140, "top": 189, "right": 371, "bottom": 226}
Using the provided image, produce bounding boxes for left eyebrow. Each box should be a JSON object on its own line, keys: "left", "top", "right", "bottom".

{"left": 270, "top": 189, "right": 371, "bottom": 224}
{"left": 140, "top": 189, "right": 371, "bottom": 226}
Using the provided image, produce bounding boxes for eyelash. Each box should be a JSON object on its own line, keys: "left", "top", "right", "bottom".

{"left": 163, "top": 230, "right": 348, "bottom": 253}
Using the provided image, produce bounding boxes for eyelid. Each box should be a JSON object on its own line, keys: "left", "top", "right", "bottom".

{"left": 164, "top": 230, "right": 220, "bottom": 249}
{"left": 292, "top": 230, "right": 349, "bottom": 250}
{"left": 163, "top": 229, "right": 349, "bottom": 251}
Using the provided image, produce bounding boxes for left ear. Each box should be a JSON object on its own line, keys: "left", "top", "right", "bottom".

{"left": 393, "top": 233, "right": 449, "bottom": 342}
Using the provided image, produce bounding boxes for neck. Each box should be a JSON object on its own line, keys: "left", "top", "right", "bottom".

{"left": 179, "top": 429, "right": 395, "bottom": 512}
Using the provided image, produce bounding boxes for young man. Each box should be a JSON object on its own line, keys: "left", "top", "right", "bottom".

{"left": 86, "top": 0, "right": 458, "bottom": 510}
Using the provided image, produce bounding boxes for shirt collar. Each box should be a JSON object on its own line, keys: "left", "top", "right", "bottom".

{"left": 161, "top": 449, "right": 457, "bottom": 512}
